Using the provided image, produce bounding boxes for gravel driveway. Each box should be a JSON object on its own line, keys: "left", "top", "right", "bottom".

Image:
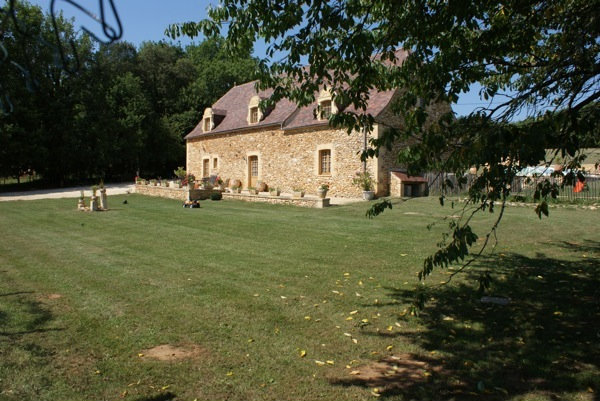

{"left": 0, "top": 183, "right": 135, "bottom": 201}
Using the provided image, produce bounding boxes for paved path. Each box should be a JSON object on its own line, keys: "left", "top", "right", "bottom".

{"left": 0, "top": 183, "right": 135, "bottom": 201}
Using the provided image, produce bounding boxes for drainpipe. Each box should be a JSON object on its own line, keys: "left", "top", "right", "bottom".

{"left": 362, "top": 125, "right": 368, "bottom": 173}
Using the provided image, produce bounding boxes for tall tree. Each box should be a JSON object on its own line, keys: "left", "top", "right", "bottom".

{"left": 169, "top": 0, "right": 600, "bottom": 292}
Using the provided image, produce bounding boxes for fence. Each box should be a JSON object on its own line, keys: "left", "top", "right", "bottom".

{"left": 425, "top": 172, "right": 600, "bottom": 201}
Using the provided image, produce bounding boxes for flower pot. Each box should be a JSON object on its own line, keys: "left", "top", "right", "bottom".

{"left": 317, "top": 189, "right": 328, "bottom": 199}
{"left": 362, "top": 190, "right": 375, "bottom": 200}
{"left": 293, "top": 191, "right": 305, "bottom": 198}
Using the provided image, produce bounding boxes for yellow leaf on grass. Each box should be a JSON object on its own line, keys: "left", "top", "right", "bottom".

{"left": 400, "top": 253, "right": 408, "bottom": 256}
{"left": 344, "top": 272, "right": 350, "bottom": 276}
{"left": 350, "top": 370, "right": 360, "bottom": 375}
{"left": 362, "top": 319, "right": 369, "bottom": 323}
{"left": 280, "top": 296, "right": 287, "bottom": 299}
{"left": 299, "top": 350, "right": 307, "bottom": 358}
{"left": 161, "top": 385, "right": 170, "bottom": 390}
{"left": 315, "top": 360, "right": 325, "bottom": 366}
{"left": 343, "top": 332, "right": 352, "bottom": 337}
{"left": 352, "top": 338, "right": 358, "bottom": 344}
{"left": 350, "top": 310, "right": 358, "bottom": 315}
{"left": 326, "top": 360, "right": 334, "bottom": 365}
{"left": 226, "top": 371, "right": 234, "bottom": 376}
{"left": 386, "top": 345, "right": 393, "bottom": 351}
{"left": 305, "top": 316, "right": 312, "bottom": 320}
{"left": 387, "top": 326, "right": 393, "bottom": 331}
{"left": 358, "top": 281, "right": 364, "bottom": 286}
{"left": 137, "top": 353, "right": 144, "bottom": 357}
{"left": 248, "top": 338, "right": 254, "bottom": 343}
{"left": 346, "top": 317, "right": 354, "bottom": 321}
{"left": 355, "top": 292, "right": 362, "bottom": 297}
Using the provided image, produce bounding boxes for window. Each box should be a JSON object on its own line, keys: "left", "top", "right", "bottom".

{"left": 317, "top": 89, "right": 337, "bottom": 121}
{"left": 249, "top": 107, "right": 259, "bottom": 124}
{"left": 319, "top": 149, "right": 331, "bottom": 175}
{"left": 203, "top": 118, "right": 211, "bottom": 132}
{"left": 247, "top": 95, "right": 264, "bottom": 124}
{"left": 203, "top": 159, "right": 210, "bottom": 178}
{"left": 320, "top": 100, "right": 332, "bottom": 120}
{"left": 213, "top": 158, "right": 218, "bottom": 169}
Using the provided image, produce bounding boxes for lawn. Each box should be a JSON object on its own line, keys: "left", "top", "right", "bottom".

{"left": 0, "top": 195, "right": 598, "bottom": 401}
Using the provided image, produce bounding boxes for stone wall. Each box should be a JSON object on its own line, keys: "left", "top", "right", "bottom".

{"left": 136, "top": 184, "right": 186, "bottom": 200}
{"left": 187, "top": 126, "right": 382, "bottom": 198}
{"left": 135, "top": 184, "right": 220, "bottom": 201}
{"left": 221, "top": 193, "right": 329, "bottom": 208}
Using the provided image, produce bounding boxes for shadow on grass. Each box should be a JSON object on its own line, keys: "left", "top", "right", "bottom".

{"left": 133, "top": 392, "right": 176, "bottom": 401}
{"left": 332, "top": 242, "right": 600, "bottom": 400}
{"left": 0, "top": 295, "right": 62, "bottom": 337}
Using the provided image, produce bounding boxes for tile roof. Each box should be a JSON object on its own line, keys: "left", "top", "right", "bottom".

{"left": 185, "top": 49, "right": 409, "bottom": 139}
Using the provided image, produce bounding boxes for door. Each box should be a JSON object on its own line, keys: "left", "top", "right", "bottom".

{"left": 248, "top": 155, "right": 258, "bottom": 188}
{"left": 203, "top": 159, "right": 210, "bottom": 178}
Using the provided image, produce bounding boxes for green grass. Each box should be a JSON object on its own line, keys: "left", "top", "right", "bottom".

{"left": 0, "top": 195, "right": 598, "bottom": 401}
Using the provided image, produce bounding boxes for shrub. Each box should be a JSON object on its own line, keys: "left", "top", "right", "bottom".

{"left": 210, "top": 192, "right": 223, "bottom": 201}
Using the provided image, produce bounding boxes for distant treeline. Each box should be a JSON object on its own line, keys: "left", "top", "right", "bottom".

{"left": 0, "top": 1, "right": 257, "bottom": 185}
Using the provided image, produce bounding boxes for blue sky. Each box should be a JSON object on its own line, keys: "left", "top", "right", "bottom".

{"left": 28, "top": 0, "right": 505, "bottom": 118}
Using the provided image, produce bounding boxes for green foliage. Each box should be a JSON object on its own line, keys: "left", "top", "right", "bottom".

{"left": 210, "top": 192, "right": 223, "bottom": 201}
{"left": 168, "top": 0, "right": 600, "bottom": 298}
{"left": 352, "top": 171, "right": 373, "bottom": 191}
{"left": 0, "top": 3, "right": 258, "bottom": 184}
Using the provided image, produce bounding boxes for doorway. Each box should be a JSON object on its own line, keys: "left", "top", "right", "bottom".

{"left": 248, "top": 155, "right": 258, "bottom": 188}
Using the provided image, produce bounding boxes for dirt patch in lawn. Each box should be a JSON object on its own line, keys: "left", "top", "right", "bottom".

{"left": 331, "top": 353, "right": 460, "bottom": 396}
{"left": 141, "top": 344, "right": 205, "bottom": 361}
{"left": 46, "top": 293, "right": 63, "bottom": 299}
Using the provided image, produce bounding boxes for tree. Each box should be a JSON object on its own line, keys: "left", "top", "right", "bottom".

{"left": 169, "top": 0, "right": 599, "bottom": 295}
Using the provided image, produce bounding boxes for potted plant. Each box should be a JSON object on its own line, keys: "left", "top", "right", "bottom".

{"left": 292, "top": 187, "right": 305, "bottom": 198}
{"left": 353, "top": 171, "right": 375, "bottom": 200}
{"left": 317, "top": 184, "right": 329, "bottom": 199}
{"left": 90, "top": 185, "right": 99, "bottom": 211}
{"left": 99, "top": 180, "right": 108, "bottom": 210}
{"left": 248, "top": 186, "right": 258, "bottom": 195}
{"left": 78, "top": 190, "right": 85, "bottom": 210}
{"left": 257, "top": 181, "right": 268, "bottom": 192}
{"left": 172, "top": 179, "right": 182, "bottom": 188}
{"left": 270, "top": 187, "right": 281, "bottom": 196}
{"left": 184, "top": 174, "right": 195, "bottom": 189}
{"left": 150, "top": 179, "right": 157, "bottom": 186}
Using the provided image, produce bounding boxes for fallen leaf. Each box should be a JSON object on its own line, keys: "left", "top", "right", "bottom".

{"left": 358, "top": 281, "right": 364, "bottom": 286}
{"left": 400, "top": 253, "right": 407, "bottom": 256}
{"left": 386, "top": 325, "right": 393, "bottom": 331}
{"left": 137, "top": 353, "right": 144, "bottom": 357}
{"left": 226, "top": 371, "right": 234, "bottom": 376}
{"left": 280, "top": 296, "right": 287, "bottom": 299}
{"left": 326, "top": 360, "right": 334, "bottom": 365}
{"left": 315, "top": 360, "right": 325, "bottom": 366}
{"left": 350, "top": 370, "right": 360, "bottom": 375}
{"left": 304, "top": 316, "right": 311, "bottom": 320}
{"left": 299, "top": 350, "right": 306, "bottom": 358}
{"left": 386, "top": 345, "right": 393, "bottom": 351}
{"left": 352, "top": 338, "right": 358, "bottom": 344}
{"left": 343, "top": 332, "right": 352, "bottom": 337}
{"left": 350, "top": 310, "right": 358, "bottom": 315}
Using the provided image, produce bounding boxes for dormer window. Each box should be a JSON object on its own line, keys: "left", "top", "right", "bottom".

{"left": 317, "top": 89, "right": 337, "bottom": 121}
{"left": 202, "top": 108, "right": 214, "bottom": 133}
{"left": 249, "top": 106, "right": 259, "bottom": 124}
{"left": 320, "top": 100, "right": 332, "bottom": 119}
{"left": 247, "top": 95, "right": 264, "bottom": 125}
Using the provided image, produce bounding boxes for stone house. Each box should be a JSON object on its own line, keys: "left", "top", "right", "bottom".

{"left": 185, "top": 56, "right": 442, "bottom": 198}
